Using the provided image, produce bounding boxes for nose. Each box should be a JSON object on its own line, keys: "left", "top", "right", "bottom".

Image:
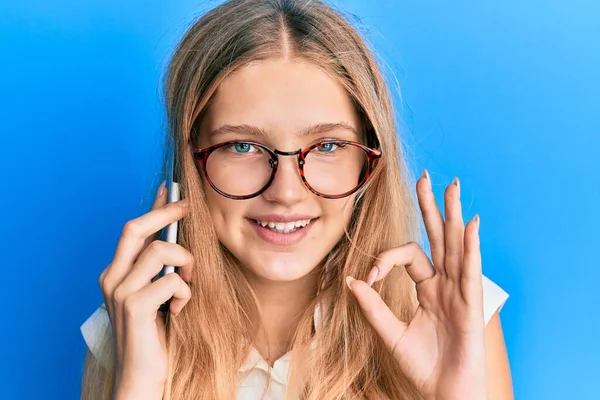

{"left": 260, "top": 154, "right": 309, "bottom": 206}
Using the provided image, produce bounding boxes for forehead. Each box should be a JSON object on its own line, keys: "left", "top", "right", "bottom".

{"left": 199, "top": 58, "right": 361, "bottom": 140}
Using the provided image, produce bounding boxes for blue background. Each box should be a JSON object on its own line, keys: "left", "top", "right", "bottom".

{"left": 1, "top": 0, "right": 598, "bottom": 398}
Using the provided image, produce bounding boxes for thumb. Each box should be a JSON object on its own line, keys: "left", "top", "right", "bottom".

{"left": 346, "top": 276, "right": 407, "bottom": 353}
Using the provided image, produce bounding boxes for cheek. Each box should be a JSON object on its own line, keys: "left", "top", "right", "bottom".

{"left": 320, "top": 196, "right": 356, "bottom": 234}
{"left": 204, "top": 188, "right": 246, "bottom": 234}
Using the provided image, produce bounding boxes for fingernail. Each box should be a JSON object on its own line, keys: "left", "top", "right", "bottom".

{"left": 422, "top": 169, "right": 431, "bottom": 190}
{"left": 452, "top": 176, "right": 460, "bottom": 198}
{"left": 345, "top": 276, "right": 356, "bottom": 291}
{"left": 367, "top": 266, "right": 379, "bottom": 287}
{"left": 474, "top": 214, "right": 480, "bottom": 229}
{"left": 157, "top": 180, "right": 166, "bottom": 196}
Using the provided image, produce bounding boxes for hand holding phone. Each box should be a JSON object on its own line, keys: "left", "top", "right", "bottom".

{"left": 97, "top": 142, "right": 191, "bottom": 398}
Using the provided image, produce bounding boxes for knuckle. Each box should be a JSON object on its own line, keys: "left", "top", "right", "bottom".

{"left": 164, "top": 271, "right": 183, "bottom": 286}
{"left": 112, "top": 286, "right": 128, "bottom": 306}
{"left": 122, "top": 219, "right": 141, "bottom": 238}
{"left": 100, "top": 277, "right": 118, "bottom": 299}
{"left": 146, "top": 239, "right": 165, "bottom": 255}
{"left": 99, "top": 261, "right": 114, "bottom": 282}
{"left": 122, "top": 295, "right": 141, "bottom": 318}
{"left": 98, "top": 265, "right": 109, "bottom": 288}
{"left": 406, "top": 241, "right": 421, "bottom": 252}
{"left": 98, "top": 277, "right": 107, "bottom": 295}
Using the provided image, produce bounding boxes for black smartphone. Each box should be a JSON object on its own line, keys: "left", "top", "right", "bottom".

{"left": 156, "top": 138, "right": 181, "bottom": 313}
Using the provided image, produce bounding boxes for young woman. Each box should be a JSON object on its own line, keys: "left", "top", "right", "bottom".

{"left": 80, "top": 0, "right": 513, "bottom": 398}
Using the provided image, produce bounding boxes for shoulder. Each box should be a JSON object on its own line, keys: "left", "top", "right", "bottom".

{"left": 79, "top": 278, "right": 507, "bottom": 365}
{"left": 482, "top": 274, "right": 509, "bottom": 325}
{"left": 80, "top": 303, "right": 114, "bottom": 370}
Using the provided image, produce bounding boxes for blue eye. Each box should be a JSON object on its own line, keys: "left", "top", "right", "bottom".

{"left": 233, "top": 143, "right": 252, "bottom": 153}
{"left": 317, "top": 142, "right": 337, "bottom": 152}
{"left": 319, "top": 143, "right": 335, "bottom": 152}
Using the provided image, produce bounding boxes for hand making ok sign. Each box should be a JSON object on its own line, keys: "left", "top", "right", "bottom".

{"left": 346, "top": 170, "right": 487, "bottom": 400}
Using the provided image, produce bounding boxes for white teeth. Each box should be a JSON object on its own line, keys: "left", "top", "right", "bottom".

{"left": 255, "top": 218, "right": 313, "bottom": 233}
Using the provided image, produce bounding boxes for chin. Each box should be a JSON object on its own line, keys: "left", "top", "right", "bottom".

{"left": 241, "top": 251, "right": 321, "bottom": 282}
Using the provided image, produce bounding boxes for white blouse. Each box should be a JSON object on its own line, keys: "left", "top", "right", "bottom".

{"left": 80, "top": 275, "right": 508, "bottom": 399}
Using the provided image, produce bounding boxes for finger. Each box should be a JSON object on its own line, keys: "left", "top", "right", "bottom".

{"left": 123, "top": 272, "right": 192, "bottom": 320}
{"left": 417, "top": 169, "right": 447, "bottom": 276}
{"left": 130, "top": 240, "right": 194, "bottom": 287}
{"left": 371, "top": 241, "right": 436, "bottom": 285}
{"left": 140, "top": 180, "right": 169, "bottom": 251}
{"left": 112, "top": 241, "right": 194, "bottom": 306}
{"left": 461, "top": 215, "right": 483, "bottom": 306}
{"left": 444, "top": 177, "right": 465, "bottom": 281}
{"left": 102, "top": 198, "right": 190, "bottom": 295}
{"left": 346, "top": 277, "right": 407, "bottom": 354}
{"left": 99, "top": 182, "right": 167, "bottom": 318}
{"left": 98, "top": 264, "right": 115, "bottom": 318}
{"left": 154, "top": 180, "right": 167, "bottom": 208}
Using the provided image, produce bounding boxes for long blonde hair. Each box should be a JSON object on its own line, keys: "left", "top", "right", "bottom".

{"left": 82, "top": 0, "right": 423, "bottom": 398}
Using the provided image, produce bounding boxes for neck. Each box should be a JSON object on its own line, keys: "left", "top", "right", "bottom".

{"left": 245, "top": 269, "right": 319, "bottom": 366}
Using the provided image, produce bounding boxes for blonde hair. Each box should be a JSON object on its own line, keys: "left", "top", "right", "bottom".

{"left": 82, "top": 0, "right": 423, "bottom": 398}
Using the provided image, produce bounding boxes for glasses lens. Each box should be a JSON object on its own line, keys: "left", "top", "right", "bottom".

{"left": 303, "top": 142, "right": 368, "bottom": 197}
{"left": 205, "top": 143, "right": 272, "bottom": 197}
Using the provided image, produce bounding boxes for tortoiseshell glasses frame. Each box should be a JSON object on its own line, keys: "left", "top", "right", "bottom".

{"left": 190, "top": 138, "right": 382, "bottom": 200}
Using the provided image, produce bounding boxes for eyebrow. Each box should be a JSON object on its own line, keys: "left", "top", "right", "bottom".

{"left": 208, "top": 122, "right": 359, "bottom": 139}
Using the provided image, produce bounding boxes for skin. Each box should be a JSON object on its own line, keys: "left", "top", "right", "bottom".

{"left": 198, "top": 58, "right": 514, "bottom": 398}
{"left": 196, "top": 58, "right": 360, "bottom": 357}
{"left": 347, "top": 174, "right": 514, "bottom": 399}
{"left": 100, "top": 57, "right": 513, "bottom": 399}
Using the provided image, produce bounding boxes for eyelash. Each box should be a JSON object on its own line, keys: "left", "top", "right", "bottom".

{"left": 216, "top": 136, "right": 351, "bottom": 150}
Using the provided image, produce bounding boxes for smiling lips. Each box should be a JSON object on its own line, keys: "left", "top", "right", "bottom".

{"left": 248, "top": 215, "right": 317, "bottom": 245}
{"left": 254, "top": 218, "right": 312, "bottom": 233}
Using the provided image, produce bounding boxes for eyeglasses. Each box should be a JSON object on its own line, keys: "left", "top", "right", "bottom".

{"left": 190, "top": 139, "right": 382, "bottom": 200}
